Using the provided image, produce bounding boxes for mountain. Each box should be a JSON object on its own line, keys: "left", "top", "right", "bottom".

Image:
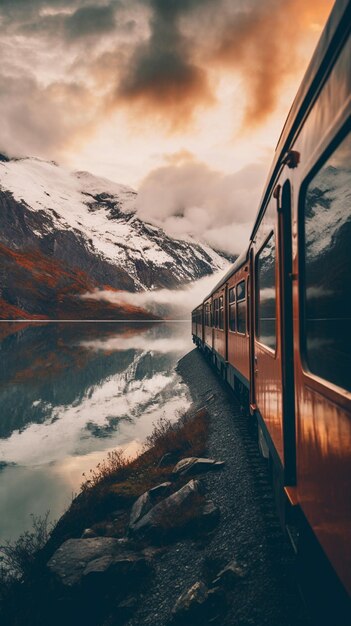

{"left": 0, "top": 156, "right": 228, "bottom": 319}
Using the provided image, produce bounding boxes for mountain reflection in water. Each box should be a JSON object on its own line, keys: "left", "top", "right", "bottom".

{"left": 0, "top": 322, "right": 192, "bottom": 543}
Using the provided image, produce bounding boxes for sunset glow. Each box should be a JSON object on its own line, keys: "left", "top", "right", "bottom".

{"left": 0, "top": 0, "right": 334, "bottom": 252}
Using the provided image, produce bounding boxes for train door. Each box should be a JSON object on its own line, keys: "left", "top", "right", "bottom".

{"left": 249, "top": 248, "right": 256, "bottom": 408}
{"left": 277, "top": 182, "right": 296, "bottom": 485}
{"left": 254, "top": 215, "right": 284, "bottom": 464}
{"left": 225, "top": 284, "right": 229, "bottom": 363}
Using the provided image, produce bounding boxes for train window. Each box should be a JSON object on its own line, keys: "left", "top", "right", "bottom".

{"left": 247, "top": 277, "right": 250, "bottom": 335}
{"left": 228, "top": 287, "right": 235, "bottom": 331}
{"left": 214, "top": 298, "right": 219, "bottom": 328}
{"left": 302, "top": 132, "right": 351, "bottom": 392}
{"left": 256, "top": 233, "right": 276, "bottom": 350}
{"left": 236, "top": 280, "right": 246, "bottom": 334}
{"left": 219, "top": 296, "right": 224, "bottom": 329}
{"left": 204, "top": 303, "right": 209, "bottom": 326}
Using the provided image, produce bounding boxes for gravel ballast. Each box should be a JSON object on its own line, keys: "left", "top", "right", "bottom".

{"left": 126, "top": 348, "right": 312, "bottom": 626}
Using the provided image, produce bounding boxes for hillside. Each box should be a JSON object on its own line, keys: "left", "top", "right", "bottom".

{"left": 0, "top": 156, "right": 228, "bottom": 319}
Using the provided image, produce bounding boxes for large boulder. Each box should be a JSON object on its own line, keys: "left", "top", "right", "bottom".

{"left": 129, "top": 482, "right": 172, "bottom": 528}
{"left": 129, "top": 479, "right": 219, "bottom": 541}
{"left": 47, "top": 537, "right": 147, "bottom": 589}
{"left": 172, "top": 457, "right": 225, "bottom": 478}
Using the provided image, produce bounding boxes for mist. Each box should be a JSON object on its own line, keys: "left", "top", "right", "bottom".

{"left": 81, "top": 269, "right": 229, "bottom": 318}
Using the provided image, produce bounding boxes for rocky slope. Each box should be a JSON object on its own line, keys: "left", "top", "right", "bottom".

{"left": 0, "top": 156, "right": 228, "bottom": 319}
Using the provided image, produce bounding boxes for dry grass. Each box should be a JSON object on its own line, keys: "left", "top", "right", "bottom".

{"left": 81, "top": 449, "right": 131, "bottom": 492}
{"left": 144, "top": 408, "right": 209, "bottom": 462}
{"left": 80, "top": 407, "right": 210, "bottom": 497}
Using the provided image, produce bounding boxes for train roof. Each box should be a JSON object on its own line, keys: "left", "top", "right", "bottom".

{"left": 250, "top": 0, "right": 350, "bottom": 240}
{"left": 203, "top": 245, "right": 250, "bottom": 302}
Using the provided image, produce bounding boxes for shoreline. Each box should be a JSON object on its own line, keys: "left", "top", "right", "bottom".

{"left": 1, "top": 349, "right": 310, "bottom": 626}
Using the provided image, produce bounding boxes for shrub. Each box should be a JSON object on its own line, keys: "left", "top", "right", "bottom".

{"left": 0, "top": 512, "right": 51, "bottom": 583}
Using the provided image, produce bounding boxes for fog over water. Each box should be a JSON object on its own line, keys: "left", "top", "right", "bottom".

{"left": 0, "top": 321, "right": 193, "bottom": 544}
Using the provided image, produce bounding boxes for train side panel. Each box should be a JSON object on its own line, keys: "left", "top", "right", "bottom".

{"left": 252, "top": 197, "right": 284, "bottom": 465}
{"left": 290, "top": 35, "right": 351, "bottom": 594}
{"left": 226, "top": 264, "right": 250, "bottom": 389}
{"left": 203, "top": 298, "right": 213, "bottom": 350}
{"left": 212, "top": 286, "right": 226, "bottom": 368}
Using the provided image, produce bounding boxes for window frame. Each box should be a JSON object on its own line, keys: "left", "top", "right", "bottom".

{"left": 228, "top": 286, "right": 236, "bottom": 333}
{"left": 298, "top": 125, "right": 351, "bottom": 394}
{"left": 214, "top": 298, "right": 219, "bottom": 328}
{"left": 236, "top": 279, "right": 247, "bottom": 335}
{"left": 255, "top": 229, "right": 277, "bottom": 355}
{"left": 246, "top": 276, "right": 250, "bottom": 336}
{"left": 218, "top": 295, "right": 224, "bottom": 330}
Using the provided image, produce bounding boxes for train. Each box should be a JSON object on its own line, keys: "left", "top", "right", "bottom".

{"left": 192, "top": 0, "right": 351, "bottom": 616}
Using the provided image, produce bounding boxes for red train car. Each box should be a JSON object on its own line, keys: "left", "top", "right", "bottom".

{"left": 192, "top": 0, "right": 351, "bottom": 614}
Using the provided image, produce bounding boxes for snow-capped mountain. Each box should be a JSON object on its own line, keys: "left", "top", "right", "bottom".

{"left": 0, "top": 155, "right": 228, "bottom": 319}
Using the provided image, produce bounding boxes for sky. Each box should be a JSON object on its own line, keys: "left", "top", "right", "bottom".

{"left": 0, "top": 0, "right": 334, "bottom": 254}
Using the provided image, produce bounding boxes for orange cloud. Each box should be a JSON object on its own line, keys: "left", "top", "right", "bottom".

{"left": 210, "top": 0, "right": 335, "bottom": 127}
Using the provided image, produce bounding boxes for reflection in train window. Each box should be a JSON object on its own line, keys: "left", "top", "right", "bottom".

{"left": 229, "top": 287, "right": 235, "bottom": 331}
{"left": 237, "top": 280, "right": 246, "bottom": 334}
{"left": 247, "top": 277, "right": 250, "bottom": 336}
{"left": 303, "top": 133, "right": 351, "bottom": 392}
{"left": 214, "top": 298, "right": 219, "bottom": 328}
{"left": 205, "top": 302, "right": 211, "bottom": 326}
{"left": 219, "top": 296, "right": 224, "bottom": 330}
{"left": 256, "top": 233, "right": 276, "bottom": 350}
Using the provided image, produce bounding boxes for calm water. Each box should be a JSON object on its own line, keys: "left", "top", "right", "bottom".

{"left": 0, "top": 322, "right": 193, "bottom": 544}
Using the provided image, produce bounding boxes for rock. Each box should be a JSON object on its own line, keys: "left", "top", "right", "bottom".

{"left": 212, "top": 560, "right": 245, "bottom": 589}
{"left": 157, "top": 452, "right": 177, "bottom": 467}
{"left": 111, "top": 509, "right": 125, "bottom": 519}
{"left": 129, "top": 482, "right": 172, "bottom": 529}
{"left": 205, "top": 393, "right": 215, "bottom": 402}
{"left": 142, "top": 546, "right": 165, "bottom": 560}
{"left": 47, "top": 537, "right": 147, "bottom": 589}
{"left": 130, "top": 491, "right": 152, "bottom": 528}
{"left": 195, "top": 500, "right": 220, "bottom": 532}
{"left": 172, "top": 581, "right": 209, "bottom": 619}
{"left": 172, "top": 581, "right": 225, "bottom": 623}
{"left": 149, "top": 481, "right": 172, "bottom": 497}
{"left": 81, "top": 528, "right": 97, "bottom": 539}
{"left": 116, "top": 595, "right": 138, "bottom": 620}
{"left": 172, "top": 457, "right": 225, "bottom": 477}
{"left": 104, "top": 595, "right": 138, "bottom": 625}
{"left": 130, "top": 479, "right": 218, "bottom": 540}
{"left": 83, "top": 552, "right": 147, "bottom": 588}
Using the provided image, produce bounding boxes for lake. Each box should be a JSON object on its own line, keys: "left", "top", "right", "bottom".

{"left": 0, "top": 321, "right": 193, "bottom": 544}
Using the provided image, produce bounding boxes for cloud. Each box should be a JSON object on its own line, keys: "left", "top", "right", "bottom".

{"left": 0, "top": 0, "right": 333, "bottom": 157}
{"left": 0, "top": 72, "right": 98, "bottom": 158}
{"left": 209, "top": 0, "right": 334, "bottom": 127}
{"left": 64, "top": 4, "right": 117, "bottom": 39}
{"left": 81, "top": 270, "right": 228, "bottom": 317}
{"left": 116, "top": 1, "right": 214, "bottom": 130}
{"left": 163, "top": 149, "right": 195, "bottom": 165}
{"left": 112, "top": 0, "right": 333, "bottom": 130}
{"left": 135, "top": 159, "right": 268, "bottom": 254}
